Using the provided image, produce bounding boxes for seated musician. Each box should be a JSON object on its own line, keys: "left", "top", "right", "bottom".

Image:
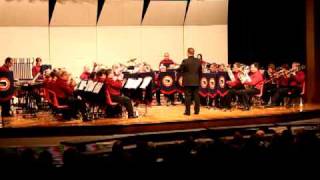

{"left": 271, "top": 62, "right": 305, "bottom": 107}
{"left": 43, "top": 70, "right": 58, "bottom": 90}
{"left": 80, "top": 63, "right": 97, "bottom": 80}
{"left": 209, "top": 63, "right": 218, "bottom": 73}
{"left": 158, "top": 53, "right": 176, "bottom": 105}
{"left": 262, "top": 64, "right": 277, "bottom": 105}
{"left": 52, "top": 70, "right": 90, "bottom": 121}
{"left": 236, "top": 63, "right": 264, "bottom": 111}
{"left": 105, "top": 69, "right": 137, "bottom": 119}
{"left": 218, "top": 64, "right": 226, "bottom": 72}
{"left": 32, "top": 57, "right": 42, "bottom": 78}
{"left": 226, "top": 62, "right": 243, "bottom": 90}
{"left": 0, "top": 57, "right": 14, "bottom": 117}
{"left": 159, "top": 52, "right": 175, "bottom": 69}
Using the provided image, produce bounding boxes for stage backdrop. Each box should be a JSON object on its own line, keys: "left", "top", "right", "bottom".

{"left": 0, "top": 0, "right": 228, "bottom": 77}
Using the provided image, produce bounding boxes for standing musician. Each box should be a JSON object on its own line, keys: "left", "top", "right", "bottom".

{"left": 270, "top": 62, "right": 305, "bottom": 107}
{"left": 0, "top": 57, "right": 14, "bottom": 117}
{"left": 105, "top": 69, "right": 137, "bottom": 119}
{"left": 262, "top": 64, "right": 277, "bottom": 105}
{"left": 52, "top": 70, "right": 90, "bottom": 121}
{"left": 236, "top": 63, "right": 264, "bottom": 111}
{"left": 178, "top": 48, "right": 202, "bottom": 116}
{"left": 32, "top": 57, "right": 42, "bottom": 78}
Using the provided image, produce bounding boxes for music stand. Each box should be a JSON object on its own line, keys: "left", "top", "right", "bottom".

{"left": 139, "top": 76, "right": 152, "bottom": 117}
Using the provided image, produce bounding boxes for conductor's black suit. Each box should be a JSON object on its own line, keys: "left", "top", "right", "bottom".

{"left": 179, "top": 56, "right": 202, "bottom": 115}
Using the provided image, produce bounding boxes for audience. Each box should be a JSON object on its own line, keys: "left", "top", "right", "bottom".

{"left": 0, "top": 128, "right": 319, "bottom": 173}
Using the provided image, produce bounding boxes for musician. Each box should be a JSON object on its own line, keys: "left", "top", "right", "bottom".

{"left": 179, "top": 48, "right": 202, "bottom": 115}
{"left": 80, "top": 66, "right": 91, "bottom": 80}
{"left": 262, "top": 64, "right": 277, "bottom": 104}
{"left": 218, "top": 64, "right": 226, "bottom": 72}
{"left": 43, "top": 70, "right": 58, "bottom": 90}
{"left": 209, "top": 63, "right": 219, "bottom": 73}
{"left": 271, "top": 62, "right": 305, "bottom": 107}
{"left": 80, "top": 63, "right": 97, "bottom": 80}
{"left": 52, "top": 70, "right": 90, "bottom": 121}
{"left": 0, "top": 57, "right": 14, "bottom": 117}
{"left": 159, "top": 52, "right": 175, "bottom": 68}
{"left": 226, "top": 62, "right": 243, "bottom": 89}
{"left": 158, "top": 53, "right": 176, "bottom": 106}
{"left": 197, "top": 54, "right": 207, "bottom": 65}
{"left": 236, "top": 63, "right": 264, "bottom": 111}
{"left": 32, "top": 57, "right": 42, "bottom": 78}
{"left": 105, "top": 69, "right": 137, "bottom": 119}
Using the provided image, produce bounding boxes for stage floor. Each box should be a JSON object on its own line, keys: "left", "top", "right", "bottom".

{"left": 2, "top": 104, "right": 320, "bottom": 130}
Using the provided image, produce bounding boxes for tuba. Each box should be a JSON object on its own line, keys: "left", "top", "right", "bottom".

{"left": 238, "top": 65, "right": 251, "bottom": 85}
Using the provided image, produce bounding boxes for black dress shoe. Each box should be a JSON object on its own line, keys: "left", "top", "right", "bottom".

{"left": 194, "top": 112, "right": 199, "bottom": 115}
{"left": 184, "top": 112, "right": 190, "bottom": 116}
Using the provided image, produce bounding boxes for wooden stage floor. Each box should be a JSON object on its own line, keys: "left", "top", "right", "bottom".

{"left": 1, "top": 104, "right": 320, "bottom": 137}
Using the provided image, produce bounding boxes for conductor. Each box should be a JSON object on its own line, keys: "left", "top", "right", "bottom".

{"left": 179, "top": 48, "right": 202, "bottom": 116}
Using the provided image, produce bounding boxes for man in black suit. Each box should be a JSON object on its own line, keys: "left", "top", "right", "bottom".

{"left": 179, "top": 48, "right": 202, "bottom": 115}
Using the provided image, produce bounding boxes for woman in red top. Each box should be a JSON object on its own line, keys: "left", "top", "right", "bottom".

{"left": 32, "top": 57, "right": 42, "bottom": 78}
{"left": 53, "top": 70, "right": 90, "bottom": 121}
{"left": 105, "top": 69, "right": 137, "bottom": 118}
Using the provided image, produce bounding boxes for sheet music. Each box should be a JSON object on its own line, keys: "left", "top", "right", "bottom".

{"left": 93, "top": 82, "right": 104, "bottom": 94}
{"left": 77, "top": 80, "right": 87, "bottom": 91}
{"left": 124, "top": 78, "right": 143, "bottom": 89}
{"left": 85, "top": 80, "right": 96, "bottom": 92}
{"left": 139, "top": 77, "right": 152, "bottom": 89}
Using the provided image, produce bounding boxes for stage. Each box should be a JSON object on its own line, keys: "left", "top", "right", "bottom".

{"left": 1, "top": 104, "right": 320, "bottom": 138}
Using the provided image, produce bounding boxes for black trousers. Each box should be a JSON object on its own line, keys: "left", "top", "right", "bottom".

{"left": 217, "top": 94, "right": 232, "bottom": 109}
{"left": 262, "top": 84, "right": 277, "bottom": 104}
{"left": 271, "top": 87, "right": 301, "bottom": 106}
{"left": 58, "top": 97, "right": 88, "bottom": 119}
{"left": 184, "top": 86, "right": 200, "bottom": 114}
{"left": 236, "top": 88, "right": 260, "bottom": 108}
{"left": 156, "top": 89, "right": 161, "bottom": 104}
{"left": 0, "top": 100, "right": 11, "bottom": 117}
{"left": 111, "top": 95, "right": 134, "bottom": 117}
